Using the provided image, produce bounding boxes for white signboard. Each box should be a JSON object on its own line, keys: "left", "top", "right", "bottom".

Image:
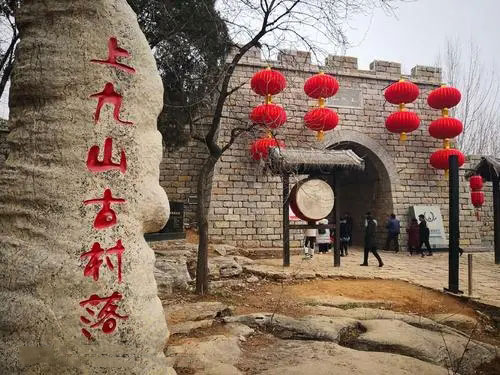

{"left": 410, "top": 206, "right": 447, "bottom": 248}
{"left": 327, "top": 88, "right": 363, "bottom": 109}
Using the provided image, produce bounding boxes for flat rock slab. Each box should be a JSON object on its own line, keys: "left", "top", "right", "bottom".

{"left": 223, "top": 323, "right": 255, "bottom": 338}
{"left": 431, "top": 313, "right": 479, "bottom": 327}
{"left": 196, "top": 363, "right": 242, "bottom": 375}
{"left": 170, "top": 320, "right": 213, "bottom": 335}
{"left": 357, "top": 319, "right": 497, "bottom": 375}
{"left": 224, "top": 313, "right": 361, "bottom": 342}
{"left": 166, "top": 335, "right": 241, "bottom": 373}
{"left": 307, "top": 306, "right": 441, "bottom": 328}
{"left": 243, "top": 265, "right": 290, "bottom": 280}
{"left": 251, "top": 340, "right": 451, "bottom": 375}
{"left": 306, "top": 295, "right": 391, "bottom": 308}
{"left": 166, "top": 302, "right": 231, "bottom": 323}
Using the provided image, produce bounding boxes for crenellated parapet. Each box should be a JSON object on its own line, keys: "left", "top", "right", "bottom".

{"left": 228, "top": 46, "right": 441, "bottom": 84}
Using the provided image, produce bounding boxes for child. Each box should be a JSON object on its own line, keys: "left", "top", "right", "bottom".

{"left": 316, "top": 219, "right": 330, "bottom": 253}
{"left": 303, "top": 223, "right": 316, "bottom": 259}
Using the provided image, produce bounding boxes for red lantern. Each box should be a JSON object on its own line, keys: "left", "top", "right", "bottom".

{"left": 383, "top": 79, "right": 420, "bottom": 142}
{"left": 469, "top": 175, "right": 483, "bottom": 191}
{"left": 384, "top": 80, "right": 419, "bottom": 105}
{"left": 304, "top": 108, "right": 339, "bottom": 140}
{"left": 250, "top": 137, "right": 285, "bottom": 161}
{"left": 303, "top": 72, "right": 340, "bottom": 140}
{"left": 428, "top": 117, "right": 463, "bottom": 148}
{"left": 429, "top": 149, "right": 465, "bottom": 177}
{"left": 471, "top": 191, "right": 485, "bottom": 207}
{"left": 427, "top": 86, "right": 461, "bottom": 111}
{"left": 251, "top": 67, "right": 286, "bottom": 98}
{"left": 304, "top": 73, "right": 339, "bottom": 100}
{"left": 250, "top": 104, "right": 287, "bottom": 129}
{"left": 385, "top": 111, "right": 420, "bottom": 141}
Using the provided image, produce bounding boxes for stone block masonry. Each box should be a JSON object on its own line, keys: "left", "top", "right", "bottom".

{"left": 203, "top": 50, "right": 489, "bottom": 248}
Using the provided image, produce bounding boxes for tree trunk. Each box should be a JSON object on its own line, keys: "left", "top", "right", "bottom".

{"left": 195, "top": 154, "right": 218, "bottom": 295}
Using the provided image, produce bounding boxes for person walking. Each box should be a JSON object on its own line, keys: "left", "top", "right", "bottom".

{"left": 406, "top": 218, "right": 420, "bottom": 256}
{"left": 339, "top": 215, "right": 350, "bottom": 256}
{"left": 303, "top": 223, "right": 317, "bottom": 259}
{"left": 316, "top": 218, "right": 331, "bottom": 254}
{"left": 360, "top": 212, "right": 383, "bottom": 267}
{"left": 384, "top": 213, "right": 400, "bottom": 252}
{"left": 418, "top": 214, "right": 432, "bottom": 257}
{"left": 345, "top": 212, "right": 354, "bottom": 246}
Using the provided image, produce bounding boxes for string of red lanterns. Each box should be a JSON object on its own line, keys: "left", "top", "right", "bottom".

{"left": 303, "top": 72, "right": 339, "bottom": 141}
{"left": 428, "top": 84, "right": 465, "bottom": 177}
{"left": 469, "top": 175, "right": 485, "bottom": 220}
{"left": 383, "top": 79, "right": 420, "bottom": 141}
{"left": 250, "top": 67, "right": 287, "bottom": 134}
{"left": 249, "top": 67, "right": 287, "bottom": 160}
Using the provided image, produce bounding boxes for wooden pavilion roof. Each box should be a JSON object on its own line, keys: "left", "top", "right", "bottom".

{"left": 466, "top": 156, "right": 500, "bottom": 182}
{"left": 268, "top": 147, "right": 365, "bottom": 175}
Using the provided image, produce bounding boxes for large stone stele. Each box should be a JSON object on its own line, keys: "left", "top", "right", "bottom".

{"left": 0, "top": 0, "right": 172, "bottom": 374}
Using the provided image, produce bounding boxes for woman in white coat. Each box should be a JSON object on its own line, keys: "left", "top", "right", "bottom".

{"left": 303, "top": 224, "right": 317, "bottom": 259}
{"left": 316, "top": 218, "right": 331, "bottom": 254}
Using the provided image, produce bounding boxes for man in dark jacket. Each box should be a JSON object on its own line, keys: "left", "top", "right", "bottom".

{"left": 361, "top": 212, "right": 383, "bottom": 267}
{"left": 418, "top": 214, "right": 432, "bottom": 257}
{"left": 384, "top": 213, "right": 400, "bottom": 252}
{"left": 345, "top": 212, "right": 353, "bottom": 246}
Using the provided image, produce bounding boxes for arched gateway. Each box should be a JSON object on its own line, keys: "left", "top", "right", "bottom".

{"left": 324, "top": 130, "right": 399, "bottom": 245}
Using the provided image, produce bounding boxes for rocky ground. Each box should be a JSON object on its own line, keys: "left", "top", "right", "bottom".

{"left": 151, "top": 240, "right": 500, "bottom": 375}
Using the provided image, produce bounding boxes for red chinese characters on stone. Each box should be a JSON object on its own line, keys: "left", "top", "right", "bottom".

{"left": 83, "top": 189, "right": 126, "bottom": 230}
{"left": 80, "top": 291, "right": 128, "bottom": 340}
{"left": 81, "top": 240, "right": 125, "bottom": 283}
{"left": 91, "top": 37, "right": 136, "bottom": 74}
{"left": 91, "top": 82, "right": 133, "bottom": 125}
{"left": 87, "top": 138, "right": 127, "bottom": 174}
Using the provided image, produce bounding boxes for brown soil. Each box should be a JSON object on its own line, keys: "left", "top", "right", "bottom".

{"left": 164, "top": 278, "right": 480, "bottom": 321}
{"left": 164, "top": 278, "right": 500, "bottom": 375}
{"left": 214, "top": 279, "right": 478, "bottom": 319}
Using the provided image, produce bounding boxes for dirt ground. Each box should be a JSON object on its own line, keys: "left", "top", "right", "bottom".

{"left": 164, "top": 277, "right": 500, "bottom": 374}
{"left": 167, "top": 278, "right": 479, "bottom": 320}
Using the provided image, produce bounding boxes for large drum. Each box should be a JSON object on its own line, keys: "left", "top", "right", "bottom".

{"left": 289, "top": 178, "right": 335, "bottom": 221}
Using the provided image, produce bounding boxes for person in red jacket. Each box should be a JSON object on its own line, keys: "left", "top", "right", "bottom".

{"left": 406, "top": 218, "right": 420, "bottom": 256}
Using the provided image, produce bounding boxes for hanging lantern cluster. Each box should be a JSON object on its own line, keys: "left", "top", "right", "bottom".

{"left": 384, "top": 79, "right": 420, "bottom": 141}
{"left": 250, "top": 67, "right": 287, "bottom": 133}
{"left": 469, "top": 175, "right": 485, "bottom": 220}
{"left": 428, "top": 85, "right": 465, "bottom": 176}
{"left": 303, "top": 72, "right": 339, "bottom": 141}
{"left": 249, "top": 67, "right": 287, "bottom": 160}
{"left": 250, "top": 137, "right": 285, "bottom": 161}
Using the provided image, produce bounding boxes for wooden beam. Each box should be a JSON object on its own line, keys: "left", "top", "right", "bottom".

{"left": 493, "top": 172, "right": 500, "bottom": 265}
{"left": 282, "top": 173, "right": 290, "bottom": 267}
{"left": 446, "top": 155, "right": 462, "bottom": 294}
{"left": 333, "top": 172, "right": 341, "bottom": 267}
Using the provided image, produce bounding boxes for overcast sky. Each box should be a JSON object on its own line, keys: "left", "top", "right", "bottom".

{"left": 0, "top": 0, "right": 498, "bottom": 119}
{"left": 345, "top": 0, "right": 499, "bottom": 73}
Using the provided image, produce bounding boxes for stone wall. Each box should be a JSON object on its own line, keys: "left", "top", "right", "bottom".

{"left": 160, "top": 129, "right": 209, "bottom": 224}
{"left": 200, "top": 50, "right": 487, "bottom": 248}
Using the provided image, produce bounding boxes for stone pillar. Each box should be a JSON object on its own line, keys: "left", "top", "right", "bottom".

{"left": 0, "top": 1, "right": 172, "bottom": 374}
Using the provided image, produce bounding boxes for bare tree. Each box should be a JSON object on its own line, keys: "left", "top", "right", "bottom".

{"left": 0, "top": 1, "right": 20, "bottom": 102}
{"left": 192, "top": 0, "right": 405, "bottom": 294}
{"left": 438, "top": 38, "right": 500, "bottom": 156}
